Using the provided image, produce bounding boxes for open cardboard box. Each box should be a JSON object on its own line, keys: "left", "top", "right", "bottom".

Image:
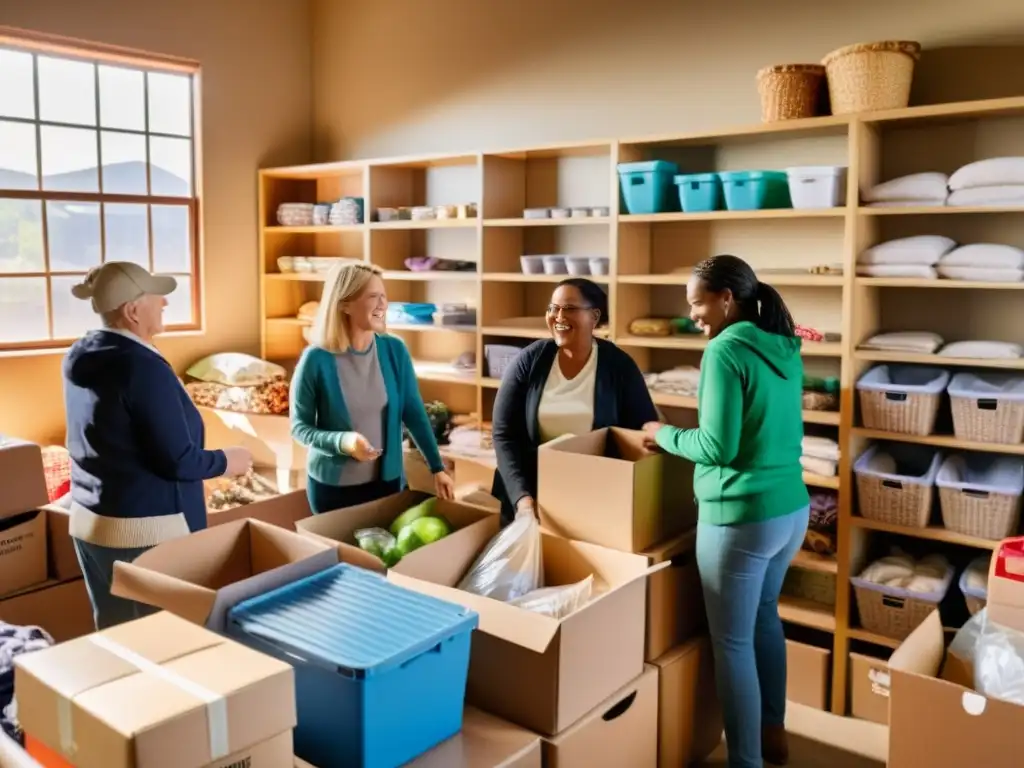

{"left": 110, "top": 518, "right": 378, "bottom": 632}
{"left": 537, "top": 428, "right": 694, "bottom": 553}
{"left": 888, "top": 610, "right": 1021, "bottom": 766}
{"left": 0, "top": 438, "right": 49, "bottom": 520}
{"left": 207, "top": 488, "right": 314, "bottom": 530}
{"left": 198, "top": 407, "right": 306, "bottom": 488}
{"left": 389, "top": 519, "right": 667, "bottom": 735}
{"left": 296, "top": 490, "right": 496, "bottom": 579}
{"left": 641, "top": 528, "right": 703, "bottom": 661}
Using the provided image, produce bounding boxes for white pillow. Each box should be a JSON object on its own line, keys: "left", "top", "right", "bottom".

{"left": 947, "top": 185, "right": 1024, "bottom": 207}
{"left": 856, "top": 264, "right": 937, "bottom": 279}
{"left": 939, "top": 244, "right": 1024, "bottom": 269}
{"left": 858, "top": 236, "right": 956, "bottom": 265}
{"left": 949, "top": 157, "right": 1024, "bottom": 191}
{"left": 939, "top": 341, "right": 1023, "bottom": 359}
{"left": 937, "top": 265, "right": 1024, "bottom": 283}
{"left": 863, "top": 173, "right": 949, "bottom": 203}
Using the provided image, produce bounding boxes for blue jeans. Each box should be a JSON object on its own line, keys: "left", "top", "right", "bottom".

{"left": 73, "top": 539, "right": 158, "bottom": 630}
{"left": 696, "top": 506, "right": 810, "bottom": 768}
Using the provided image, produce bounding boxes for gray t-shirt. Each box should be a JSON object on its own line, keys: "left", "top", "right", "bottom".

{"left": 335, "top": 339, "right": 388, "bottom": 486}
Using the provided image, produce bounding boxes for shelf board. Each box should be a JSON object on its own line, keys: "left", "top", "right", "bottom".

{"left": 480, "top": 377, "right": 502, "bottom": 389}
{"left": 620, "top": 208, "right": 847, "bottom": 224}
{"left": 859, "top": 205, "right": 1024, "bottom": 216}
{"left": 264, "top": 272, "right": 327, "bottom": 282}
{"left": 381, "top": 270, "right": 478, "bottom": 282}
{"left": 849, "top": 515, "right": 1000, "bottom": 550}
{"left": 369, "top": 219, "right": 478, "bottom": 230}
{"left": 803, "top": 410, "right": 841, "bottom": 426}
{"left": 265, "top": 317, "right": 309, "bottom": 327}
{"left": 790, "top": 549, "right": 838, "bottom": 574}
{"left": 846, "top": 628, "right": 901, "bottom": 650}
{"left": 483, "top": 273, "right": 610, "bottom": 284}
{"left": 483, "top": 217, "right": 611, "bottom": 227}
{"left": 852, "top": 428, "right": 1024, "bottom": 456}
{"left": 779, "top": 595, "right": 836, "bottom": 633}
{"left": 616, "top": 335, "right": 707, "bottom": 351}
{"left": 853, "top": 350, "right": 1024, "bottom": 370}
{"left": 412, "top": 362, "right": 478, "bottom": 385}
{"left": 619, "top": 272, "right": 844, "bottom": 288}
{"left": 388, "top": 323, "right": 478, "bottom": 334}
{"left": 801, "top": 341, "right": 843, "bottom": 358}
{"left": 650, "top": 391, "right": 839, "bottom": 426}
{"left": 804, "top": 472, "right": 840, "bottom": 490}
{"left": 481, "top": 324, "right": 610, "bottom": 340}
{"left": 264, "top": 225, "right": 364, "bottom": 234}
{"left": 855, "top": 277, "right": 1024, "bottom": 290}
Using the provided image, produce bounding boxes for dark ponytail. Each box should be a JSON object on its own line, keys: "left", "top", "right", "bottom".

{"left": 693, "top": 254, "right": 795, "bottom": 337}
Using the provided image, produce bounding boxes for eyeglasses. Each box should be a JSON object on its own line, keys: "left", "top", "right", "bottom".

{"left": 546, "top": 304, "right": 593, "bottom": 315}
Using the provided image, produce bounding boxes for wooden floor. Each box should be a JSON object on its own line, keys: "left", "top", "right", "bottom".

{"left": 699, "top": 703, "right": 888, "bottom": 767}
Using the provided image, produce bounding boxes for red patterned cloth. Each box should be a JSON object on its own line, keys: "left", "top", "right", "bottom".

{"left": 40, "top": 445, "right": 71, "bottom": 502}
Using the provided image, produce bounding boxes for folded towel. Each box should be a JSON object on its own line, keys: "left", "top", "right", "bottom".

{"left": 801, "top": 456, "right": 837, "bottom": 477}
{"left": 858, "top": 331, "right": 944, "bottom": 354}
{"left": 802, "top": 436, "right": 840, "bottom": 462}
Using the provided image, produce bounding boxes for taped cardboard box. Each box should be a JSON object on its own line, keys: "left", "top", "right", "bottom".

{"left": 0, "top": 511, "right": 47, "bottom": 598}
{"left": 15, "top": 612, "right": 295, "bottom": 768}
{"left": 849, "top": 652, "right": 890, "bottom": 725}
{"left": 0, "top": 439, "right": 49, "bottom": 520}
{"left": 390, "top": 518, "right": 665, "bottom": 736}
{"left": 537, "top": 428, "right": 694, "bottom": 553}
{"left": 641, "top": 528, "right": 703, "bottom": 661}
{"left": 111, "top": 518, "right": 375, "bottom": 632}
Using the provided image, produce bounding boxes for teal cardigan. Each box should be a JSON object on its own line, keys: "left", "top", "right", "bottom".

{"left": 289, "top": 334, "right": 445, "bottom": 485}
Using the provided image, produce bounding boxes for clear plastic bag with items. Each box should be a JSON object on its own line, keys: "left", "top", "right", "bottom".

{"left": 508, "top": 575, "right": 594, "bottom": 619}
{"left": 949, "top": 607, "right": 1024, "bottom": 706}
{"left": 457, "top": 509, "right": 542, "bottom": 602}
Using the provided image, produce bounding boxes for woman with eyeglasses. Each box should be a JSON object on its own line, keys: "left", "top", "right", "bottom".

{"left": 490, "top": 277, "right": 658, "bottom": 524}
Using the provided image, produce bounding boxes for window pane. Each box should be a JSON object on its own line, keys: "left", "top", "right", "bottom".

{"left": 0, "top": 277, "right": 47, "bottom": 342}
{"left": 104, "top": 203, "right": 149, "bottom": 266}
{"left": 0, "top": 199, "right": 44, "bottom": 273}
{"left": 162, "top": 274, "right": 192, "bottom": 325}
{"left": 100, "top": 131, "right": 147, "bottom": 194}
{"left": 98, "top": 65, "right": 144, "bottom": 131}
{"left": 38, "top": 55, "right": 96, "bottom": 126}
{"left": 147, "top": 72, "right": 191, "bottom": 136}
{"left": 41, "top": 126, "right": 98, "bottom": 192}
{"left": 151, "top": 204, "right": 191, "bottom": 272}
{"left": 46, "top": 201, "right": 101, "bottom": 271}
{"left": 0, "top": 49, "right": 35, "bottom": 119}
{"left": 149, "top": 136, "right": 191, "bottom": 196}
{"left": 51, "top": 275, "right": 100, "bottom": 339}
{"left": 0, "top": 120, "right": 38, "bottom": 190}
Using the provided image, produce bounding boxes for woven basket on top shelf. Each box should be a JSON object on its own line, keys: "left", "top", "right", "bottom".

{"left": 855, "top": 471, "right": 933, "bottom": 528}
{"left": 939, "top": 486, "right": 1023, "bottom": 541}
{"left": 858, "top": 388, "right": 942, "bottom": 436}
{"left": 756, "top": 64, "right": 826, "bottom": 122}
{"left": 950, "top": 396, "right": 1024, "bottom": 444}
{"left": 823, "top": 40, "right": 921, "bottom": 115}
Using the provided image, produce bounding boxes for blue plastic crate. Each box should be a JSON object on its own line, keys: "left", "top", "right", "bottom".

{"left": 226, "top": 564, "right": 478, "bottom": 768}
{"left": 719, "top": 170, "right": 791, "bottom": 211}
{"left": 617, "top": 160, "right": 679, "bottom": 215}
{"left": 673, "top": 173, "right": 723, "bottom": 213}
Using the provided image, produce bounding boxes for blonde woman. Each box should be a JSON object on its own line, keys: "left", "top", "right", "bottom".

{"left": 291, "top": 261, "right": 454, "bottom": 513}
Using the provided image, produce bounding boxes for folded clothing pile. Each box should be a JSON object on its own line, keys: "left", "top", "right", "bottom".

{"left": 803, "top": 374, "right": 839, "bottom": 412}
{"left": 801, "top": 436, "right": 840, "bottom": 477}
{"left": 645, "top": 365, "right": 701, "bottom": 397}
{"left": 863, "top": 172, "right": 949, "bottom": 208}
{"left": 937, "top": 243, "right": 1024, "bottom": 283}
{"left": 805, "top": 490, "right": 838, "bottom": 555}
{"left": 858, "top": 331, "right": 944, "bottom": 354}
{"left": 856, "top": 550, "right": 951, "bottom": 594}
{"left": 948, "top": 157, "right": 1024, "bottom": 207}
{"left": 857, "top": 235, "right": 955, "bottom": 279}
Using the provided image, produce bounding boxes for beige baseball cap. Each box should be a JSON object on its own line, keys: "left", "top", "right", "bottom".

{"left": 71, "top": 262, "right": 177, "bottom": 314}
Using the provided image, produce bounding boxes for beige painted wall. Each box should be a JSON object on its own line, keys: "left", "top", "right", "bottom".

{"left": 0, "top": 0, "right": 313, "bottom": 444}
{"left": 312, "top": 0, "right": 1024, "bottom": 159}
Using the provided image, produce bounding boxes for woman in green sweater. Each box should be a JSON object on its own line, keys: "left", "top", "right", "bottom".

{"left": 643, "top": 255, "right": 809, "bottom": 768}
{"left": 290, "top": 262, "right": 454, "bottom": 514}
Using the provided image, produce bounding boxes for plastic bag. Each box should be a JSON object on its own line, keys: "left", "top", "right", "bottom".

{"left": 457, "top": 509, "right": 542, "bottom": 601}
{"left": 949, "top": 607, "right": 1024, "bottom": 706}
{"left": 185, "top": 353, "right": 287, "bottom": 387}
{"left": 508, "top": 575, "right": 594, "bottom": 619}
{"left": 354, "top": 527, "right": 398, "bottom": 564}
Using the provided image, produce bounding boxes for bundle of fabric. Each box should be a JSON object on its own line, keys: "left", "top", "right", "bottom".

{"left": 802, "top": 375, "right": 839, "bottom": 413}
{"left": 800, "top": 436, "right": 840, "bottom": 477}
{"left": 856, "top": 235, "right": 956, "bottom": 279}
{"left": 863, "top": 172, "right": 948, "bottom": 208}
{"left": 645, "top": 366, "right": 701, "bottom": 397}
{"left": 40, "top": 445, "right": 71, "bottom": 502}
{"left": 936, "top": 243, "right": 1024, "bottom": 283}
{"left": 857, "top": 331, "right": 944, "bottom": 354}
{"left": 0, "top": 622, "right": 55, "bottom": 745}
{"left": 857, "top": 550, "right": 951, "bottom": 594}
{"left": 948, "top": 157, "right": 1024, "bottom": 207}
{"left": 804, "top": 490, "right": 838, "bottom": 555}
{"left": 184, "top": 353, "right": 290, "bottom": 415}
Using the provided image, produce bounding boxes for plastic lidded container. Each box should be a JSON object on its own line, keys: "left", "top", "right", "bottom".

{"left": 617, "top": 160, "right": 680, "bottom": 215}
{"left": 719, "top": 170, "right": 792, "bottom": 211}
{"left": 673, "top": 173, "right": 723, "bottom": 213}
{"left": 786, "top": 166, "right": 848, "bottom": 209}
{"left": 226, "top": 564, "right": 478, "bottom": 768}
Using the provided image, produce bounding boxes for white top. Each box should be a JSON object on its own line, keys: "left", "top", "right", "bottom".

{"left": 537, "top": 343, "right": 599, "bottom": 444}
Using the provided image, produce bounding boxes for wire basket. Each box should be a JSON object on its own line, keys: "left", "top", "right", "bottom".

{"left": 823, "top": 40, "right": 921, "bottom": 115}
{"left": 756, "top": 64, "right": 826, "bottom": 122}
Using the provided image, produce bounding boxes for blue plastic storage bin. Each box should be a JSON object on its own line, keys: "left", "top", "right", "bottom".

{"left": 226, "top": 564, "right": 478, "bottom": 768}
{"left": 618, "top": 160, "right": 679, "bottom": 215}
{"left": 719, "top": 170, "right": 791, "bottom": 211}
{"left": 673, "top": 173, "right": 723, "bottom": 213}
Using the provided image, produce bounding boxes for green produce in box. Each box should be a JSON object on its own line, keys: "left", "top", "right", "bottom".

{"left": 389, "top": 497, "right": 439, "bottom": 536}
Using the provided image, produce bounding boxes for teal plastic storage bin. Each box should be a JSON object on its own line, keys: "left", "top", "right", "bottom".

{"left": 674, "top": 173, "right": 723, "bottom": 213}
{"left": 720, "top": 170, "right": 791, "bottom": 211}
{"left": 618, "top": 160, "right": 679, "bottom": 215}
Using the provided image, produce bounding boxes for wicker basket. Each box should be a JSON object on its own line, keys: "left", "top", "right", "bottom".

{"left": 783, "top": 568, "right": 836, "bottom": 607}
{"left": 858, "top": 389, "right": 942, "bottom": 435}
{"left": 854, "top": 445, "right": 941, "bottom": 528}
{"left": 939, "top": 483, "right": 1023, "bottom": 541}
{"left": 756, "top": 64, "right": 826, "bottom": 122}
{"left": 951, "top": 396, "right": 1024, "bottom": 444}
{"left": 852, "top": 582, "right": 944, "bottom": 640}
{"left": 823, "top": 40, "right": 921, "bottom": 115}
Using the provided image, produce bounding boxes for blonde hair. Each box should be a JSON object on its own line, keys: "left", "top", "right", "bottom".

{"left": 310, "top": 261, "right": 384, "bottom": 353}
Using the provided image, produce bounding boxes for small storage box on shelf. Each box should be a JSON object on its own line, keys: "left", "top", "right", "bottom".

{"left": 936, "top": 454, "right": 1024, "bottom": 541}
{"left": 959, "top": 555, "right": 991, "bottom": 616}
{"left": 618, "top": 161, "right": 679, "bottom": 215}
{"left": 851, "top": 561, "right": 954, "bottom": 640}
{"left": 856, "top": 365, "right": 950, "bottom": 436}
{"left": 948, "top": 372, "right": 1024, "bottom": 445}
{"left": 786, "top": 166, "right": 848, "bottom": 209}
{"left": 485, "top": 344, "right": 524, "bottom": 379}
{"left": 720, "top": 170, "right": 791, "bottom": 211}
{"left": 674, "top": 173, "right": 723, "bottom": 213}
{"left": 853, "top": 443, "right": 942, "bottom": 528}
{"left": 782, "top": 567, "right": 836, "bottom": 607}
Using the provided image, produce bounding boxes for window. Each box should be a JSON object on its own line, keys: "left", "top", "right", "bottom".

{"left": 0, "top": 36, "right": 200, "bottom": 350}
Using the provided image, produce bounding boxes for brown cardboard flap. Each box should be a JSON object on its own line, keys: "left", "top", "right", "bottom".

{"left": 889, "top": 610, "right": 945, "bottom": 677}
{"left": 112, "top": 561, "right": 218, "bottom": 626}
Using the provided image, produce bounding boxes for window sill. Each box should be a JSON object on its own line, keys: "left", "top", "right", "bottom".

{"left": 0, "top": 328, "right": 206, "bottom": 360}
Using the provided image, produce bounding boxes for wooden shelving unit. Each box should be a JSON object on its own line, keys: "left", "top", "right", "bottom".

{"left": 258, "top": 95, "right": 1024, "bottom": 720}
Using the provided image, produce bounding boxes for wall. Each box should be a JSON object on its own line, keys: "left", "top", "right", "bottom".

{"left": 311, "top": 0, "right": 1024, "bottom": 160}
{"left": 0, "top": 0, "right": 313, "bottom": 444}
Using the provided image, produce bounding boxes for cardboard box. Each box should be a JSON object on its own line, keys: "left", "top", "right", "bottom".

{"left": 389, "top": 520, "right": 663, "bottom": 736}
{"left": 651, "top": 637, "right": 722, "bottom": 768}
{"left": 537, "top": 428, "right": 694, "bottom": 553}
{"left": 888, "top": 609, "right": 1022, "bottom": 767}
{"left": 198, "top": 407, "right": 305, "bottom": 472}
{"left": 408, "top": 707, "right": 541, "bottom": 768}
{"left": 642, "top": 529, "right": 703, "bottom": 661}
{"left": 784, "top": 639, "right": 830, "bottom": 710}
{"left": 0, "top": 439, "right": 49, "bottom": 520}
{"left": 15, "top": 612, "right": 296, "bottom": 768}
{"left": 542, "top": 666, "right": 658, "bottom": 767}
{"left": 40, "top": 505, "right": 80, "bottom": 582}
{"left": 0, "top": 579, "right": 94, "bottom": 642}
{"left": 988, "top": 536, "right": 1024, "bottom": 633}
{"left": 207, "top": 489, "right": 314, "bottom": 530}
{"left": 296, "top": 490, "right": 496, "bottom": 577}
{"left": 110, "top": 518, "right": 351, "bottom": 632}
{"left": 849, "top": 652, "right": 890, "bottom": 725}
{"left": 0, "top": 510, "right": 48, "bottom": 598}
